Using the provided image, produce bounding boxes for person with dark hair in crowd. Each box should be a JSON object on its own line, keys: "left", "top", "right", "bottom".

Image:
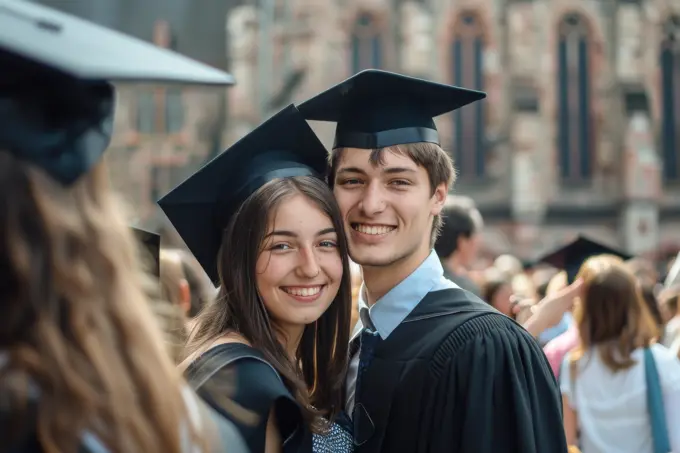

{"left": 433, "top": 197, "right": 483, "bottom": 296}
{"left": 0, "top": 2, "right": 246, "bottom": 452}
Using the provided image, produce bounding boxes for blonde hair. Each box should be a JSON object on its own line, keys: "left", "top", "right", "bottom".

{"left": 0, "top": 151, "right": 203, "bottom": 453}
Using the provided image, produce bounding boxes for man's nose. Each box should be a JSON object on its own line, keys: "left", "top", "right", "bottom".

{"left": 359, "top": 182, "right": 386, "bottom": 215}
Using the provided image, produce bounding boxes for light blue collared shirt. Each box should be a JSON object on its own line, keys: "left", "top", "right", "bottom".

{"left": 346, "top": 250, "right": 459, "bottom": 414}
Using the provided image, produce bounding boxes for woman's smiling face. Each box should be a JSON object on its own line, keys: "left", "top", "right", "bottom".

{"left": 255, "top": 194, "right": 343, "bottom": 332}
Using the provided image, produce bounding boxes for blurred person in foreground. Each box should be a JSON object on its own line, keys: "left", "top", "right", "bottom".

{"left": 433, "top": 196, "right": 483, "bottom": 296}
{"left": 560, "top": 257, "right": 680, "bottom": 453}
{"left": 0, "top": 2, "right": 246, "bottom": 452}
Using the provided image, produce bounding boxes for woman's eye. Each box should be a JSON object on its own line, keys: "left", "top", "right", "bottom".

{"left": 319, "top": 240, "right": 337, "bottom": 248}
{"left": 271, "top": 243, "right": 291, "bottom": 251}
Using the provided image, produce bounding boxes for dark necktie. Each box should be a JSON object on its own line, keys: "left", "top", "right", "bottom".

{"left": 353, "top": 307, "right": 381, "bottom": 445}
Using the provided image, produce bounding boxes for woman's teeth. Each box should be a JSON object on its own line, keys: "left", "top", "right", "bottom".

{"left": 283, "top": 286, "right": 322, "bottom": 297}
{"left": 353, "top": 224, "right": 395, "bottom": 235}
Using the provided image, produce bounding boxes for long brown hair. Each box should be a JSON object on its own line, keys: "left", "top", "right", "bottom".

{"left": 185, "top": 176, "right": 351, "bottom": 433}
{"left": 0, "top": 151, "right": 201, "bottom": 453}
{"left": 570, "top": 255, "right": 659, "bottom": 376}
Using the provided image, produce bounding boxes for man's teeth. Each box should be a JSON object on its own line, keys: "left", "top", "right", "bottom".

{"left": 354, "top": 224, "right": 395, "bottom": 235}
{"left": 283, "top": 286, "right": 322, "bottom": 297}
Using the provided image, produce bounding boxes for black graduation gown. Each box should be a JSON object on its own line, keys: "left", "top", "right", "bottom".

{"left": 351, "top": 288, "right": 568, "bottom": 453}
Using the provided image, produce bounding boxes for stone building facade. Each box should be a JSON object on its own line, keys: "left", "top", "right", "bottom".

{"left": 39, "top": 0, "right": 680, "bottom": 261}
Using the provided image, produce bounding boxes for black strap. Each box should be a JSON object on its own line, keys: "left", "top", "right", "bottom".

{"left": 186, "top": 346, "right": 282, "bottom": 392}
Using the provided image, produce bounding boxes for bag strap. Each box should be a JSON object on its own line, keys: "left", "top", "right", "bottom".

{"left": 186, "top": 345, "right": 282, "bottom": 392}
{"left": 644, "top": 347, "right": 671, "bottom": 453}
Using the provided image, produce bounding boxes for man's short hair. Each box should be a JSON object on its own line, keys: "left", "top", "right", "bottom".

{"left": 328, "top": 142, "right": 455, "bottom": 247}
{"left": 433, "top": 200, "right": 483, "bottom": 259}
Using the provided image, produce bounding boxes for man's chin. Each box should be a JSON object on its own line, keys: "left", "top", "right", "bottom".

{"left": 349, "top": 247, "right": 401, "bottom": 268}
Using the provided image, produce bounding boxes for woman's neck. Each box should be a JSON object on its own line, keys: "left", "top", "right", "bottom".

{"left": 276, "top": 324, "right": 305, "bottom": 360}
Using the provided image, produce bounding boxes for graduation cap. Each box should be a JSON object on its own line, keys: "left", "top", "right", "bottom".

{"left": 0, "top": 0, "right": 235, "bottom": 186}
{"left": 535, "top": 235, "right": 632, "bottom": 284}
{"left": 296, "top": 69, "right": 486, "bottom": 150}
{"left": 131, "top": 227, "right": 161, "bottom": 279}
{"left": 158, "top": 104, "right": 328, "bottom": 284}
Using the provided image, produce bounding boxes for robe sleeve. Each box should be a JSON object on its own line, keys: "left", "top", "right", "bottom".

{"left": 429, "top": 313, "right": 569, "bottom": 453}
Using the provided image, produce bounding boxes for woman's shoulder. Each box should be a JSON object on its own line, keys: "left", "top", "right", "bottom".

{"left": 185, "top": 341, "right": 298, "bottom": 419}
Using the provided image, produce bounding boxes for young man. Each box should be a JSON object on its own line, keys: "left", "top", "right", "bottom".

{"left": 298, "top": 70, "right": 568, "bottom": 453}
{"left": 434, "top": 198, "right": 483, "bottom": 296}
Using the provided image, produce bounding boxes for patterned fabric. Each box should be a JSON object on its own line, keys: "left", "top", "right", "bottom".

{"left": 312, "top": 420, "right": 354, "bottom": 453}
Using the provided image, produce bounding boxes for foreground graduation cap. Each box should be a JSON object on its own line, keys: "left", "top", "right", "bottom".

{"left": 536, "top": 235, "right": 632, "bottom": 284}
{"left": 0, "top": 0, "right": 234, "bottom": 186}
{"left": 0, "top": 0, "right": 234, "bottom": 85}
{"left": 131, "top": 227, "right": 161, "bottom": 279}
{"left": 296, "top": 69, "right": 486, "bottom": 149}
{"left": 158, "top": 104, "right": 328, "bottom": 283}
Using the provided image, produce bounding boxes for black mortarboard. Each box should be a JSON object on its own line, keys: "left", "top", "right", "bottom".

{"left": 131, "top": 227, "right": 161, "bottom": 279}
{"left": 157, "top": 104, "right": 328, "bottom": 284}
{"left": 536, "top": 235, "right": 632, "bottom": 284}
{"left": 0, "top": 0, "right": 235, "bottom": 186}
{"left": 297, "top": 69, "right": 486, "bottom": 150}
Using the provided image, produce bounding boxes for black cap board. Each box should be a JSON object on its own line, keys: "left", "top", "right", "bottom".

{"left": 296, "top": 69, "right": 486, "bottom": 150}
{"left": 536, "top": 235, "right": 632, "bottom": 284}
{"left": 0, "top": 0, "right": 235, "bottom": 186}
{"left": 131, "top": 227, "right": 161, "bottom": 279}
{"left": 157, "top": 104, "right": 328, "bottom": 284}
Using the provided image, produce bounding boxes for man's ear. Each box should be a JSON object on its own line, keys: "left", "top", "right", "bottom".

{"left": 430, "top": 183, "right": 448, "bottom": 216}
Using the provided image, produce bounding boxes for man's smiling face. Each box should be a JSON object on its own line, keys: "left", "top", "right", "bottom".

{"left": 332, "top": 147, "right": 446, "bottom": 268}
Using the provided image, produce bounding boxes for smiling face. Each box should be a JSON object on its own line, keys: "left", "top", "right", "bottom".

{"left": 255, "top": 194, "right": 343, "bottom": 333}
{"left": 332, "top": 147, "right": 447, "bottom": 268}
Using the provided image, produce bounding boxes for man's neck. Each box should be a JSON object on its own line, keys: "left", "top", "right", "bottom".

{"left": 362, "top": 246, "right": 431, "bottom": 306}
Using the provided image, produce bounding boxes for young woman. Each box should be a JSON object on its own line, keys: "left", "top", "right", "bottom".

{"left": 163, "top": 105, "right": 353, "bottom": 453}
{"left": 560, "top": 257, "right": 680, "bottom": 453}
{"left": 0, "top": 4, "right": 245, "bottom": 451}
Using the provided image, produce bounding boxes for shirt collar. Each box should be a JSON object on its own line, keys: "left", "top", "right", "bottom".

{"left": 356, "top": 250, "right": 448, "bottom": 340}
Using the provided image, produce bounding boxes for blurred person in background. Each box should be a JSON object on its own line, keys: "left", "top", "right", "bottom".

{"left": 638, "top": 283, "right": 664, "bottom": 336}
{"left": 0, "top": 2, "right": 246, "bottom": 452}
{"left": 560, "top": 257, "right": 680, "bottom": 453}
{"left": 177, "top": 249, "right": 215, "bottom": 320}
{"left": 164, "top": 106, "right": 353, "bottom": 453}
{"left": 493, "top": 254, "right": 524, "bottom": 281}
{"left": 659, "top": 285, "right": 680, "bottom": 357}
{"left": 433, "top": 196, "right": 483, "bottom": 296}
{"left": 159, "top": 249, "right": 192, "bottom": 362}
{"left": 480, "top": 268, "right": 513, "bottom": 317}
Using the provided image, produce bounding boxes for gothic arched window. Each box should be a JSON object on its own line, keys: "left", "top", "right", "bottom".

{"left": 557, "top": 13, "right": 594, "bottom": 181}
{"left": 351, "top": 13, "right": 383, "bottom": 74}
{"left": 661, "top": 16, "right": 680, "bottom": 181}
{"left": 451, "top": 12, "right": 486, "bottom": 179}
